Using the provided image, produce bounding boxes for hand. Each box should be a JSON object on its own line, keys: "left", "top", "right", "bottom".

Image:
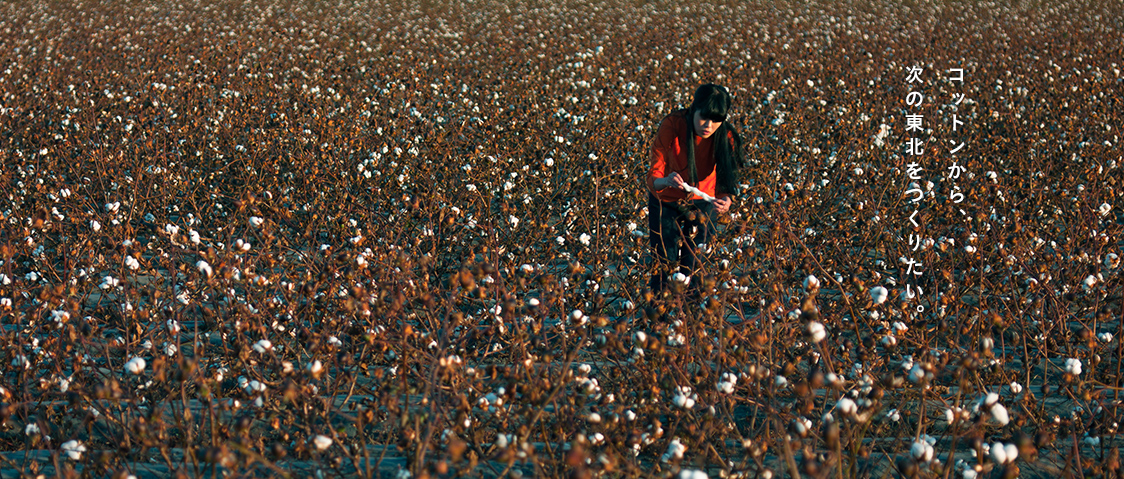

{"left": 659, "top": 172, "right": 688, "bottom": 190}
{"left": 714, "top": 196, "right": 733, "bottom": 214}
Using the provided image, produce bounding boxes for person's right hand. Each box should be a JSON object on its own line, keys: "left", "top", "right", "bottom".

{"left": 659, "top": 172, "right": 688, "bottom": 190}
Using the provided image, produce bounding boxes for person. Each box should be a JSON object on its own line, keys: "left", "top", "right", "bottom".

{"left": 646, "top": 84, "right": 744, "bottom": 294}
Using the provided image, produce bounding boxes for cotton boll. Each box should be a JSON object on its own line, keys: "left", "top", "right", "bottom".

{"left": 804, "top": 274, "right": 820, "bottom": 291}
{"left": 1066, "top": 358, "right": 1083, "bottom": 375}
{"left": 1004, "top": 443, "right": 1018, "bottom": 464}
{"left": 716, "top": 372, "right": 737, "bottom": 394}
{"left": 911, "top": 440, "right": 934, "bottom": 463}
{"left": 249, "top": 216, "right": 264, "bottom": 227}
{"left": 984, "top": 392, "right": 999, "bottom": 406}
{"left": 661, "top": 438, "right": 687, "bottom": 462}
{"left": 252, "top": 339, "right": 272, "bottom": 354}
{"left": 672, "top": 386, "right": 696, "bottom": 409}
{"left": 196, "top": 260, "right": 213, "bottom": 278}
{"left": 870, "top": 286, "right": 888, "bottom": 305}
{"left": 61, "top": 440, "right": 86, "bottom": 460}
{"left": 990, "top": 402, "right": 1010, "bottom": 426}
{"left": 990, "top": 442, "right": 1008, "bottom": 465}
{"left": 807, "top": 321, "right": 826, "bottom": 343}
{"left": 908, "top": 365, "right": 926, "bottom": 383}
{"left": 679, "top": 470, "right": 708, "bottom": 479}
{"left": 836, "top": 397, "right": 857, "bottom": 415}
{"left": 125, "top": 356, "right": 146, "bottom": 375}
{"left": 312, "top": 434, "right": 333, "bottom": 451}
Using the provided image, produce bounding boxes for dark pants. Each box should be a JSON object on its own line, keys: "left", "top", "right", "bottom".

{"left": 648, "top": 192, "right": 719, "bottom": 293}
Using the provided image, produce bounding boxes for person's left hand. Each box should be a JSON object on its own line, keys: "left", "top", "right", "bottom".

{"left": 714, "top": 196, "right": 732, "bottom": 214}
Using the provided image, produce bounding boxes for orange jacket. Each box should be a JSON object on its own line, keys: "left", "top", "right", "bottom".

{"left": 646, "top": 110, "right": 734, "bottom": 203}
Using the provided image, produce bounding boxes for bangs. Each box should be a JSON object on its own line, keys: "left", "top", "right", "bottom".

{"left": 698, "top": 107, "right": 727, "bottom": 123}
{"left": 691, "top": 84, "right": 730, "bottom": 122}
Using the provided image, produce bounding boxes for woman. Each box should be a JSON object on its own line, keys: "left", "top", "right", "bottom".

{"left": 646, "top": 84, "right": 744, "bottom": 294}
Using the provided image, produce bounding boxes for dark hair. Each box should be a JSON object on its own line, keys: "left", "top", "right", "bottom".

{"left": 684, "top": 84, "right": 744, "bottom": 196}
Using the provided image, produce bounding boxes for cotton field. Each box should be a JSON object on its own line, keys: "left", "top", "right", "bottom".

{"left": 0, "top": 0, "right": 1121, "bottom": 477}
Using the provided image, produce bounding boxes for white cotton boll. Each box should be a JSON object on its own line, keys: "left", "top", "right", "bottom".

{"left": 164, "top": 343, "right": 177, "bottom": 357}
{"left": 911, "top": 441, "right": 933, "bottom": 462}
{"left": 125, "top": 256, "right": 140, "bottom": 270}
{"left": 1004, "top": 443, "right": 1018, "bottom": 463}
{"left": 633, "top": 328, "right": 651, "bottom": 344}
{"left": 908, "top": 365, "right": 926, "bottom": 383}
{"left": 1083, "top": 274, "right": 1098, "bottom": 290}
{"left": 165, "top": 224, "right": 179, "bottom": 235}
{"left": 196, "top": 260, "right": 213, "bottom": 278}
{"left": 90, "top": 220, "right": 101, "bottom": 232}
{"left": 249, "top": 216, "right": 264, "bottom": 227}
{"left": 870, "top": 286, "right": 888, "bottom": 305}
{"left": 672, "top": 272, "right": 690, "bottom": 285}
{"left": 990, "top": 442, "right": 1008, "bottom": 465}
{"left": 1098, "top": 203, "right": 1112, "bottom": 217}
{"left": 61, "top": 440, "right": 86, "bottom": 460}
{"left": 125, "top": 356, "right": 146, "bottom": 375}
{"left": 579, "top": 233, "right": 591, "bottom": 245}
{"left": 963, "top": 469, "right": 978, "bottom": 479}
{"left": 555, "top": 236, "right": 565, "bottom": 245}
{"left": 1010, "top": 382, "right": 1024, "bottom": 395}
{"left": 836, "top": 397, "right": 857, "bottom": 415}
{"left": 189, "top": 229, "right": 201, "bottom": 244}
{"left": 307, "top": 360, "right": 323, "bottom": 375}
{"left": 985, "top": 392, "right": 999, "bottom": 406}
{"left": 587, "top": 412, "right": 602, "bottom": 423}
{"left": 1099, "top": 332, "right": 1114, "bottom": 343}
{"left": 804, "top": 274, "right": 820, "bottom": 291}
{"left": 807, "top": 321, "right": 826, "bottom": 343}
{"left": 25, "top": 423, "right": 40, "bottom": 436}
{"left": 775, "top": 375, "right": 788, "bottom": 387}
{"left": 990, "top": 402, "right": 1010, "bottom": 426}
{"left": 1066, "top": 358, "right": 1083, "bottom": 375}
{"left": 673, "top": 386, "right": 696, "bottom": 409}
{"left": 1106, "top": 253, "right": 1120, "bottom": 269}
{"left": 252, "top": 339, "right": 272, "bottom": 354}
{"left": 717, "top": 372, "right": 737, "bottom": 394}
{"left": 679, "top": 470, "right": 708, "bottom": 479}
{"left": 793, "top": 417, "right": 812, "bottom": 436}
{"left": 662, "top": 438, "right": 687, "bottom": 462}
{"left": 312, "top": 435, "right": 333, "bottom": 451}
